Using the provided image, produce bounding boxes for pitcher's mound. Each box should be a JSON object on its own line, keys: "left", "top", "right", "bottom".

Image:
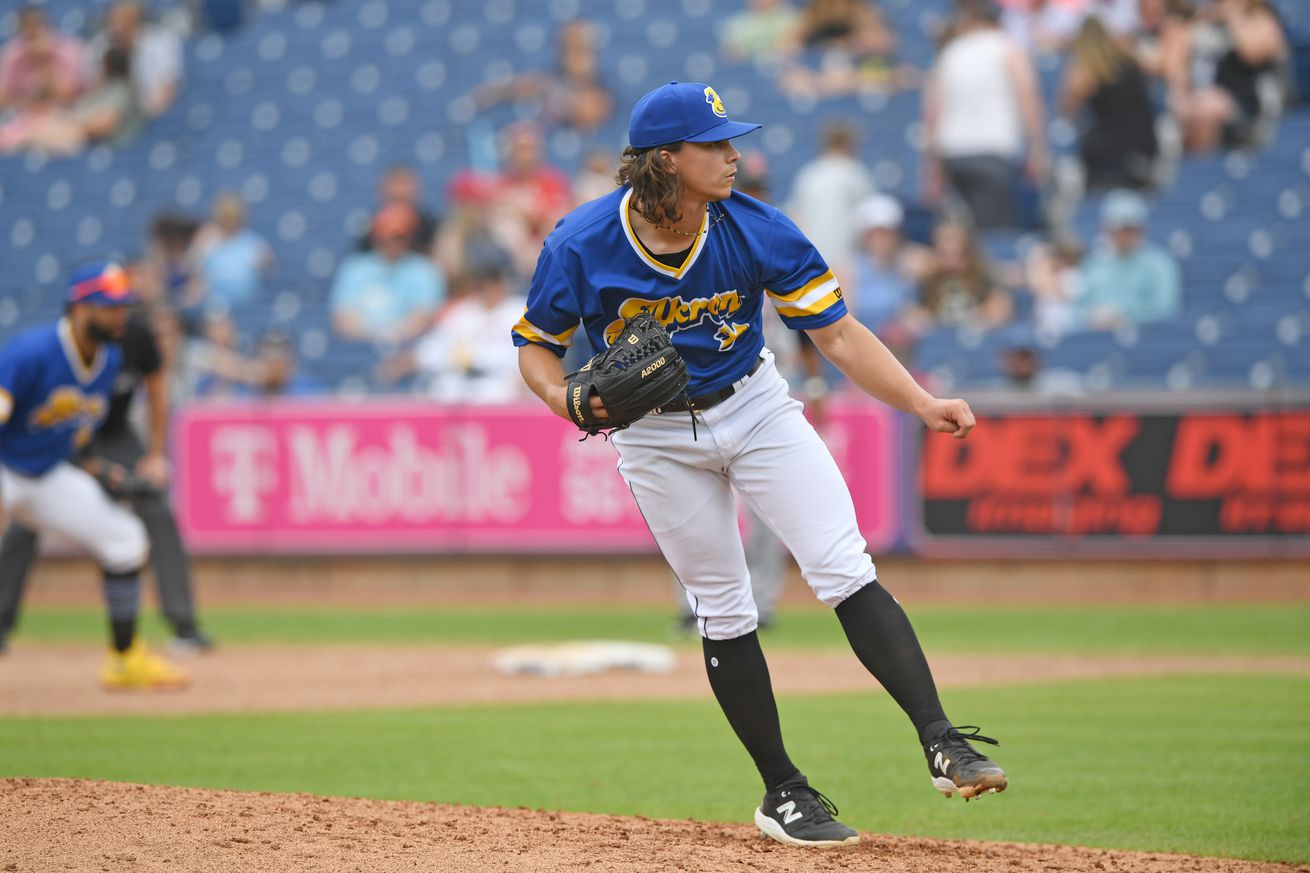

{"left": 1, "top": 778, "right": 1301, "bottom": 873}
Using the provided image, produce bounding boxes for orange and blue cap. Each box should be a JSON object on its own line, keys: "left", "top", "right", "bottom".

{"left": 67, "top": 260, "right": 136, "bottom": 307}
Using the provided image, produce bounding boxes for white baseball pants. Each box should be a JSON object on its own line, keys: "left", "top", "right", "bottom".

{"left": 613, "top": 350, "right": 877, "bottom": 639}
{"left": 0, "top": 462, "right": 149, "bottom": 573}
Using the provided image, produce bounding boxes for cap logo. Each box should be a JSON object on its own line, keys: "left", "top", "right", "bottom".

{"left": 704, "top": 86, "right": 726, "bottom": 118}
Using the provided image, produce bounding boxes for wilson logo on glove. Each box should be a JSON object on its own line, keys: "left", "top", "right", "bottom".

{"left": 563, "top": 312, "right": 689, "bottom": 439}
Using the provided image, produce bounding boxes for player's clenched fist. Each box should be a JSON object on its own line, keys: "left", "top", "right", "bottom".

{"left": 918, "top": 397, "right": 976, "bottom": 440}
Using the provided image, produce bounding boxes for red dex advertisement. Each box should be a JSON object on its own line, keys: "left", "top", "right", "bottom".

{"left": 916, "top": 408, "right": 1310, "bottom": 555}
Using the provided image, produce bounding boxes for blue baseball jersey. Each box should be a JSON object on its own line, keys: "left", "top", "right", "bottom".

{"left": 0, "top": 318, "right": 122, "bottom": 476}
{"left": 513, "top": 187, "right": 847, "bottom": 396}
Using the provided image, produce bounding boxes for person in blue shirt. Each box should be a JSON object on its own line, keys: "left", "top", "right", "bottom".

{"left": 1078, "top": 189, "right": 1183, "bottom": 330}
{"left": 0, "top": 260, "right": 187, "bottom": 688}
{"left": 514, "top": 81, "right": 1006, "bottom": 848}
{"left": 331, "top": 203, "right": 445, "bottom": 344}
{"left": 191, "top": 191, "right": 274, "bottom": 310}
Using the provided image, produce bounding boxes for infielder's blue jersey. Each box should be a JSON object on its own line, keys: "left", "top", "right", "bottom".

{"left": 513, "top": 187, "right": 847, "bottom": 396}
{"left": 0, "top": 318, "right": 122, "bottom": 476}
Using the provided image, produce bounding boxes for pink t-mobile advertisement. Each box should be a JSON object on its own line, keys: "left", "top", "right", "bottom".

{"left": 174, "top": 400, "right": 899, "bottom": 554}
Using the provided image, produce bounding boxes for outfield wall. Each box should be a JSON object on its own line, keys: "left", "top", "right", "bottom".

{"left": 171, "top": 392, "right": 1310, "bottom": 558}
{"left": 21, "top": 553, "right": 1310, "bottom": 607}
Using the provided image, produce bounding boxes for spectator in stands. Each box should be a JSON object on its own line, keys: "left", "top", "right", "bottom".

{"left": 356, "top": 164, "right": 439, "bottom": 255}
{"left": 1077, "top": 189, "right": 1182, "bottom": 328}
{"left": 490, "top": 123, "right": 573, "bottom": 277}
{"left": 0, "top": 82, "right": 61, "bottom": 153}
{"left": 473, "top": 20, "right": 613, "bottom": 135}
{"left": 1091, "top": 0, "right": 1143, "bottom": 36}
{"left": 180, "top": 316, "right": 319, "bottom": 400}
{"left": 435, "top": 170, "right": 519, "bottom": 284}
{"left": 1024, "top": 236, "right": 1084, "bottom": 335}
{"left": 921, "top": 0, "right": 1048, "bottom": 229}
{"left": 1162, "top": 0, "right": 1288, "bottom": 152}
{"left": 1061, "top": 16, "right": 1159, "bottom": 191}
{"left": 331, "top": 203, "right": 445, "bottom": 344}
{"left": 187, "top": 309, "right": 257, "bottom": 399}
{"left": 138, "top": 211, "right": 201, "bottom": 330}
{"left": 377, "top": 250, "right": 527, "bottom": 403}
{"left": 1000, "top": 0, "right": 1090, "bottom": 56}
{"left": 987, "top": 325, "right": 1086, "bottom": 393}
{"left": 248, "top": 330, "right": 321, "bottom": 398}
{"left": 572, "top": 148, "right": 618, "bottom": 206}
{"left": 779, "top": 0, "right": 911, "bottom": 96}
{"left": 849, "top": 194, "right": 929, "bottom": 355}
{"left": 913, "top": 218, "right": 1014, "bottom": 329}
{"left": 0, "top": 6, "right": 84, "bottom": 115}
{"left": 0, "top": 46, "right": 141, "bottom": 156}
{"left": 187, "top": 192, "right": 274, "bottom": 312}
{"left": 784, "top": 120, "right": 874, "bottom": 282}
{"left": 720, "top": 0, "right": 801, "bottom": 62}
{"left": 87, "top": 1, "right": 183, "bottom": 118}
{"left": 1133, "top": 0, "right": 1185, "bottom": 80}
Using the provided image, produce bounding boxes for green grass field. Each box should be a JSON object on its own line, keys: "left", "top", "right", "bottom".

{"left": 11, "top": 602, "right": 1310, "bottom": 655}
{"left": 3, "top": 603, "right": 1308, "bottom": 863}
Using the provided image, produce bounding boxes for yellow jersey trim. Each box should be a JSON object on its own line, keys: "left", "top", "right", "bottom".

{"left": 767, "top": 273, "right": 843, "bottom": 318}
{"left": 618, "top": 188, "right": 708, "bottom": 280}
{"left": 57, "top": 317, "right": 106, "bottom": 384}
{"left": 774, "top": 289, "right": 844, "bottom": 319}
{"left": 513, "top": 314, "right": 578, "bottom": 348}
{"left": 765, "top": 270, "right": 837, "bottom": 304}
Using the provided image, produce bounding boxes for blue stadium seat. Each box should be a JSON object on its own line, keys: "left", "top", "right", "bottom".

{"left": 1, "top": 0, "right": 1307, "bottom": 392}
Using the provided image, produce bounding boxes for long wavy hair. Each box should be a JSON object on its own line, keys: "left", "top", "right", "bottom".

{"left": 615, "top": 143, "right": 685, "bottom": 225}
{"left": 1072, "top": 16, "right": 1132, "bottom": 88}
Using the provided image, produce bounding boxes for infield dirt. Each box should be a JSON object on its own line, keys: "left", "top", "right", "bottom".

{"left": 5, "top": 647, "right": 1308, "bottom": 870}
{"left": 3, "top": 778, "right": 1306, "bottom": 873}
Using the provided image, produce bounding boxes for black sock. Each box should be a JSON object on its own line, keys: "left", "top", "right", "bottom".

{"left": 835, "top": 581, "right": 950, "bottom": 744}
{"left": 102, "top": 570, "right": 140, "bottom": 653}
{"left": 702, "top": 632, "right": 802, "bottom": 792}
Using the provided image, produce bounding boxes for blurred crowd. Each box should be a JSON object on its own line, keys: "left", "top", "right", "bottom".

{"left": 0, "top": 2, "right": 184, "bottom": 155}
{"left": 1, "top": 0, "right": 1299, "bottom": 404}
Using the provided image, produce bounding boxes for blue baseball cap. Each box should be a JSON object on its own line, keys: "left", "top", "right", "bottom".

{"left": 67, "top": 260, "right": 136, "bottom": 307}
{"left": 1100, "top": 189, "right": 1149, "bottom": 229}
{"left": 628, "top": 82, "right": 762, "bottom": 149}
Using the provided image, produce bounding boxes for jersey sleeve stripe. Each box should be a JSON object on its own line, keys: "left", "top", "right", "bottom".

{"left": 768, "top": 273, "right": 842, "bottom": 316}
{"left": 774, "top": 288, "right": 844, "bottom": 319}
{"left": 513, "top": 316, "right": 578, "bottom": 348}
{"left": 0, "top": 387, "right": 11, "bottom": 424}
{"left": 764, "top": 270, "right": 837, "bottom": 305}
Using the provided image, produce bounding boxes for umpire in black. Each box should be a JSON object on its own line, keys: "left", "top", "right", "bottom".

{"left": 0, "top": 307, "right": 213, "bottom": 653}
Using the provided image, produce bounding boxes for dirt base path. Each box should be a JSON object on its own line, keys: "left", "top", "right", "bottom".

{"left": 2, "top": 778, "right": 1304, "bottom": 873}
{"left": 2, "top": 645, "right": 1308, "bottom": 716}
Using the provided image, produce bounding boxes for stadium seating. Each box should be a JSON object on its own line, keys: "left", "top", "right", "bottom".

{"left": 0, "top": 0, "right": 1306, "bottom": 394}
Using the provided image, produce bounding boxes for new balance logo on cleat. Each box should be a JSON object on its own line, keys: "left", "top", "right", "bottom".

{"left": 754, "top": 782, "right": 859, "bottom": 848}
{"left": 925, "top": 725, "right": 1008, "bottom": 800}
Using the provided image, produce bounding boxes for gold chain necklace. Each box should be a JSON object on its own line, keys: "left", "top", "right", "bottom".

{"left": 635, "top": 206, "right": 727, "bottom": 237}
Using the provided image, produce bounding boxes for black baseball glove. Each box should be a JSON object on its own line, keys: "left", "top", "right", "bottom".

{"left": 563, "top": 311, "right": 690, "bottom": 438}
{"left": 92, "top": 462, "right": 163, "bottom": 500}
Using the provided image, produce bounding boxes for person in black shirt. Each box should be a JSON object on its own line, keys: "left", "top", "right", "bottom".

{"left": 1061, "top": 17, "right": 1159, "bottom": 191}
{"left": 0, "top": 308, "right": 213, "bottom": 654}
{"left": 355, "top": 164, "right": 440, "bottom": 255}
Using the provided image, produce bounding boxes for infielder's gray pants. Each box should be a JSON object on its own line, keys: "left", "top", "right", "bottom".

{"left": 0, "top": 429, "right": 199, "bottom": 638}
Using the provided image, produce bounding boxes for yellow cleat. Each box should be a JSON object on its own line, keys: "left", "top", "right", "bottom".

{"left": 101, "top": 640, "right": 191, "bottom": 691}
